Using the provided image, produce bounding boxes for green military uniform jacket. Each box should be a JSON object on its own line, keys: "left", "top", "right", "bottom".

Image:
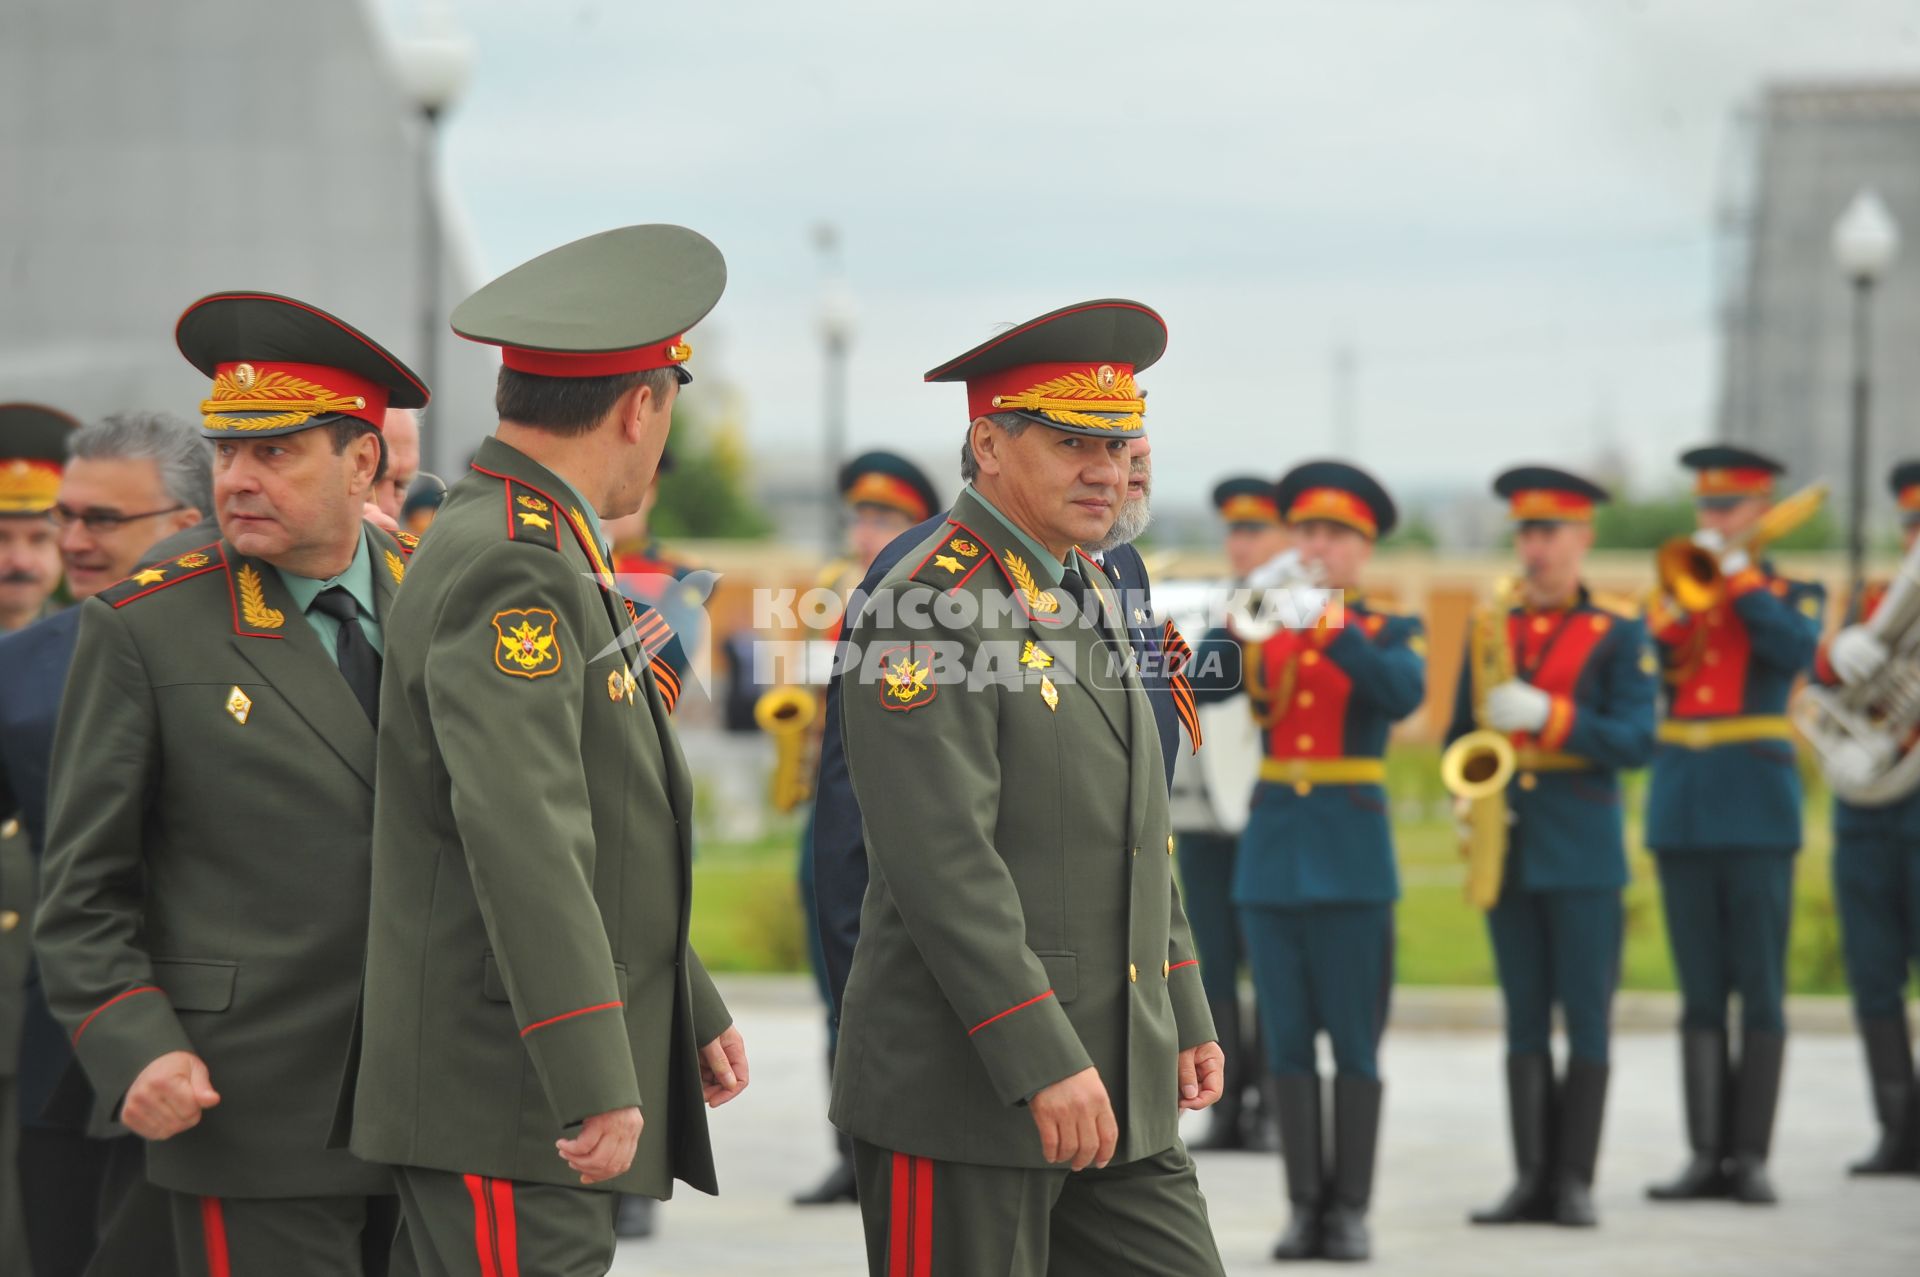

{"left": 32, "top": 528, "right": 412, "bottom": 1198}
{"left": 347, "top": 437, "right": 730, "bottom": 1199}
{"left": 830, "top": 486, "right": 1215, "bottom": 1169}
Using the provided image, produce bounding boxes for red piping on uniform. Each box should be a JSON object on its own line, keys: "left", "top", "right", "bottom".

{"left": 519, "top": 1001, "right": 624, "bottom": 1037}
{"left": 199, "top": 1197, "right": 231, "bottom": 1277}
{"left": 490, "top": 1177, "right": 520, "bottom": 1277}
{"left": 1168, "top": 959, "right": 1200, "bottom": 973}
{"left": 968, "top": 990, "right": 1054, "bottom": 1036}
{"left": 73, "top": 986, "right": 162, "bottom": 1044}
{"left": 914, "top": 1155, "right": 934, "bottom": 1275}
{"left": 464, "top": 1174, "right": 500, "bottom": 1277}
{"left": 888, "top": 1153, "right": 935, "bottom": 1276}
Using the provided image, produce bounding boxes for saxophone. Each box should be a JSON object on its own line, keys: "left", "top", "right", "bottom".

{"left": 1441, "top": 578, "right": 1518, "bottom": 911}
{"left": 755, "top": 685, "right": 821, "bottom": 813}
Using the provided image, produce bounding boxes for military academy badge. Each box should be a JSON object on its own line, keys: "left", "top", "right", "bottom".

{"left": 878, "top": 646, "right": 935, "bottom": 712}
{"left": 492, "top": 607, "right": 563, "bottom": 679}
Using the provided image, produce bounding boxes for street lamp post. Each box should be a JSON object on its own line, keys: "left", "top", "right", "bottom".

{"left": 814, "top": 223, "right": 854, "bottom": 551}
{"left": 1831, "top": 189, "right": 1901, "bottom": 613}
{"left": 394, "top": 0, "right": 475, "bottom": 476}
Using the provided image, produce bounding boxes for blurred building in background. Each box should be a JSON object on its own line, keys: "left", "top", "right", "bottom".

{"left": 0, "top": 0, "right": 495, "bottom": 462}
{"left": 1717, "top": 80, "right": 1920, "bottom": 504}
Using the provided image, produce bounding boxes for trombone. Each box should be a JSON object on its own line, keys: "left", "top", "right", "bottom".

{"left": 1655, "top": 483, "right": 1827, "bottom": 615}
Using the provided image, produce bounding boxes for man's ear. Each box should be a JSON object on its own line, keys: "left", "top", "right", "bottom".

{"left": 969, "top": 417, "right": 1001, "bottom": 477}
{"left": 616, "top": 381, "right": 653, "bottom": 445}
{"left": 348, "top": 430, "right": 384, "bottom": 495}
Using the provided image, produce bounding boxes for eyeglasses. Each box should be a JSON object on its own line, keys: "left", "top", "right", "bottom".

{"left": 49, "top": 504, "right": 186, "bottom": 534}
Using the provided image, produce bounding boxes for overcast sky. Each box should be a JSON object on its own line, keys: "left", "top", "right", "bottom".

{"left": 375, "top": 0, "right": 1920, "bottom": 514}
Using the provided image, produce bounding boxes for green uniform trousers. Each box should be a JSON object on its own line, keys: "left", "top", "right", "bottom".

{"left": 850, "top": 1138, "right": 1224, "bottom": 1277}
{"left": 172, "top": 1191, "right": 399, "bottom": 1277}
{"left": 1653, "top": 850, "right": 1794, "bottom": 1034}
{"left": 1239, "top": 903, "right": 1393, "bottom": 1078}
{"left": 1486, "top": 882, "right": 1623, "bottom": 1063}
{"left": 1833, "top": 831, "right": 1920, "bottom": 1022}
{"left": 390, "top": 1167, "right": 616, "bottom": 1277}
{"left": 1175, "top": 832, "right": 1243, "bottom": 1010}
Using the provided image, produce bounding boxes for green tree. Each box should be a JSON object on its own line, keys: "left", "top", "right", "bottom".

{"left": 651, "top": 399, "right": 773, "bottom": 539}
{"left": 1590, "top": 494, "right": 1836, "bottom": 551}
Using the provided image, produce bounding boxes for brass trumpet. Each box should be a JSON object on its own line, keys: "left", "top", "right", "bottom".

{"left": 1655, "top": 482, "right": 1827, "bottom": 615}
{"left": 755, "top": 685, "right": 821, "bottom": 813}
{"left": 1442, "top": 578, "right": 1518, "bottom": 911}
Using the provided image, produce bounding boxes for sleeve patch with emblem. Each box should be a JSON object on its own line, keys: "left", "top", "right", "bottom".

{"left": 878, "top": 645, "right": 936, "bottom": 712}
{"left": 492, "top": 607, "right": 563, "bottom": 679}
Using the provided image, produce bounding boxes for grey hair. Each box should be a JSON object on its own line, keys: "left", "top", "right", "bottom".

{"left": 69, "top": 412, "right": 213, "bottom": 515}
{"left": 958, "top": 412, "right": 1032, "bottom": 483}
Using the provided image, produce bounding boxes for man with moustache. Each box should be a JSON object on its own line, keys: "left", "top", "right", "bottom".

{"left": 347, "top": 226, "right": 748, "bottom": 1275}
{"left": 33, "top": 293, "right": 427, "bottom": 1275}
{"left": 0, "top": 411, "right": 208, "bottom": 1277}
{"left": 0, "top": 402, "right": 80, "bottom": 1277}
{"left": 833, "top": 300, "right": 1225, "bottom": 1275}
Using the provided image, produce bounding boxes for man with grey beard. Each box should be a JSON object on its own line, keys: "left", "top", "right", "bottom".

{"left": 808, "top": 430, "right": 1201, "bottom": 1021}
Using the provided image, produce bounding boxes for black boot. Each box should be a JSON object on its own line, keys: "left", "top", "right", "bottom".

{"left": 1849, "top": 1016, "right": 1918, "bottom": 1175}
{"left": 1647, "top": 1028, "right": 1731, "bottom": 1201}
{"left": 1270, "top": 1074, "right": 1323, "bottom": 1261}
{"left": 613, "top": 1195, "right": 657, "bottom": 1239}
{"left": 1728, "top": 1029, "right": 1784, "bottom": 1204}
{"left": 1553, "top": 1059, "right": 1609, "bottom": 1227}
{"left": 1470, "top": 1054, "right": 1555, "bottom": 1225}
{"left": 1190, "top": 996, "right": 1246, "bottom": 1151}
{"left": 1321, "top": 1076, "right": 1382, "bottom": 1263}
{"left": 794, "top": 1127, "right": 860, "bottom": 1206}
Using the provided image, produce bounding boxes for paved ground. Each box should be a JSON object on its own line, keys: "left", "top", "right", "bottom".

{"left": 615, "top": 978, "right": 1918, "bottom": 1276}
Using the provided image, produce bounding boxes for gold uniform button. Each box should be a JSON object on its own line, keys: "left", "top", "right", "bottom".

{"left": 1163, "top": 960, "right": 1172, "bottom": 978}
{"left": 0, "top": 911, "right": 17, "bottom": 933}
{"left": 1296, "top": 734, "right": 1314, "bottom": 751}
{"left": 1297, "top": 690, "right": 1315, "bottom": 708}
{"left": 1704, "top": 650, "right": 1721, "bottom": 666}
{"left": 1166, "top": 835, "right": 1175, "bottom": 854}
{"left": 1301, "top": 650, "right": 1321, "bottom": 666}
{"left": 1129, "top": 963, "right": 1138, "bottom": 983}
{"left": 1518, "top": 773, "right": 1538, "bottom": 791}
{"left": 1532, "top": 616, "right": 1551, "bottom": 634}
{"left": 1696, "top": 687, "right": 1715, "bottom": 704}
{"left": 1294, "top": 781, "right": 1312, "bottom": 797}
{"left": 0, "top": 817, "right": 18, "bottom": 839}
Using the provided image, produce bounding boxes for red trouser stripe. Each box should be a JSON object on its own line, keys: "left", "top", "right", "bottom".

{"left": 199, "top": 1197, "right": 231, "bottom": 1277}
{"left": 463, "top": 1174, "right": 500, "bottom": 1277}
{"left": 489, "top": 1177, "right": 521, "bottom": 1277}
{"left": 888, "top": 1152, "right": 934, "bottom": 1276}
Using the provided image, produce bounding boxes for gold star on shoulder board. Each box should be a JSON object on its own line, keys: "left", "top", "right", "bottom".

{"left": 131, "top": 567, "right": 166, "bottom": 585}
{"left": 518, "top": 510, "right": 552, "bottom": 530}
{"left": 933, "top": 553, "right": 964, "bottom": 573}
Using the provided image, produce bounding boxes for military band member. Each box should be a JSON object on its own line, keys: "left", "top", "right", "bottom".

{"left": 1644, "top": 445, "right": 1824, "bottom": 1205}
{"left": 1191, "top": 460, "right": 1426, "bottom": 1263}
{"left": 348, "top": 225, "right": 748, "bottom": 1277}
{"left": 0, "top": 411, "right": 208, "bottom": 1277}
{"left": 793, "top": 449, "right": 940, "bottom": 1209}
{"left": 0, "top": 402, "right": 77, "bottom": 1277}
{"left": 33, "top": 294, "right": 427, "bottom": 1274}
{"left": 1809, "top": 459, "right": 1920, "bottom": 1176}
{"left": 1447, "top": 466, "right": 1656, "bottom": 1228}
{"left": 834, "top": 299, "right": 1227, "bottom": 1276}
{"left": 1181, "top": 476, "right": 1287, "bottom": 1153}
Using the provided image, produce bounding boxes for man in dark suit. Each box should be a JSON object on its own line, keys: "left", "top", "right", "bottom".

{"left": 811, "top": 429, "right": 1198, "bottom": 1022}
{"left": 0, "top": 410, "right": 208, "bottom": 1277}
{"left": 34, "top": 293, "right": 427, "bottom": 1275}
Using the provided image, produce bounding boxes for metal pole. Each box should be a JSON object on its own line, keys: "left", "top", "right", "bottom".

{"left": 1847, "top": 276, "right": 1872, "bottom": 612}
{"left": 419, "top": 107, "right": 444, "bottom": 472}
{"left": 823, "top": 325, "right": 849, "bottom": 550}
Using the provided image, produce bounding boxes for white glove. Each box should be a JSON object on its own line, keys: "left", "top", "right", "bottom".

{"left": 1719, "top": 548, "right": 1751, "bottom": 576}
{"left": 1691, "top": 527, "right": 1726, "bottom": 554}
{"left": 1830, "top": 625, "right": 1889, "bottom": 685}
{"left": 1484, "top": 680, "right": 1552, "bottom": 733}
{"left": 1246, "top": 548, "right": 1317, "bottom": 591}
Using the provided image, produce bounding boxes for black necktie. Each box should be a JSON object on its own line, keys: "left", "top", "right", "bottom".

{"left": 311, "top": 586, "right": 381, "bottom": 724}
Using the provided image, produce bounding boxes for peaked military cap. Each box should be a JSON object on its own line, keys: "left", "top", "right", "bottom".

{"left": 452, "top": 224, "right": 726, "bottom": 385}
{"left": 1890, "top": 460, "right": 1920, "bottom": 527}
{"left": 1493, "top": 464, "right": 1610, "bottom": 524}
{"left": 401, "top": 472, "right": 448, "bottom": 522}
{"left": 0, "top": 402, "right": 79, "bottom": 516}
{"left": 1212, "top": 475, "right": 1283, "bottom": 527}
{"left": 924, "top": 298, "right": 1166, "bottom": 439}
{"left": 176, "top": 292, "right": 427, "bottom": 439}
{"left": 1679, "top": 443, "right": 1783, "bottom": 507}
{"left": 1276, "top": 459, "right": 1398, "bottom": 540}
{"left": 839, "top": 450, "right": 939, "bottom": 522}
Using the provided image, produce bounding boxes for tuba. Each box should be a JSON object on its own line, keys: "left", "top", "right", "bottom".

{"left": 1656, "top": 483, "right": 1828, "bottom": 615}
{"left": 1796, "top": 534, "right": 1920, "bottom": 806}
{"left": 755, "top": 685, "right": 821, "bottom": 813}
{"left": 1441, "top": 578, "right": 1518, "bottom": 911}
